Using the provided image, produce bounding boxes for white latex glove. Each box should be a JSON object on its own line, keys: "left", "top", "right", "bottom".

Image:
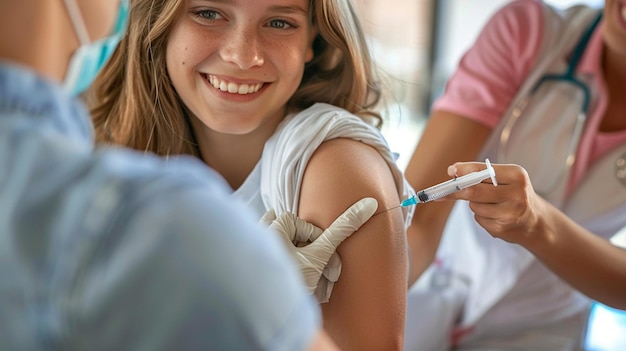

{"left": 259, "top": 197, "right": 378, "bottom": 298}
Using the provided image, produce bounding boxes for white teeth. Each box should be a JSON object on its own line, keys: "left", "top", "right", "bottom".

{"left": 207, "top": 75, "right": 262, "bottom": 95}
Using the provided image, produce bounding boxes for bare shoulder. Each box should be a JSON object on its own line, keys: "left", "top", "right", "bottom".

{"left": 298, "top": 137, "right": 401, "bottom": 229}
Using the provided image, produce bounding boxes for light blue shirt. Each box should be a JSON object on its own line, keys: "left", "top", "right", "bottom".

{"left": 0, "top": 62, "right": 319, "bottom": 350}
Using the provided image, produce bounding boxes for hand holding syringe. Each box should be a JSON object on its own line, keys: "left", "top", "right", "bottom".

{"left": 385, "top": 159, "right": 497, "bottom": 212}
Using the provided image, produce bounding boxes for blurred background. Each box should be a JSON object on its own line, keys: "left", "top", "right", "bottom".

{"left": 352, "top": 0, "right": 625, "bottom": 350}
{"left": 354, "top": 0, "right": 604, "bottom": 169}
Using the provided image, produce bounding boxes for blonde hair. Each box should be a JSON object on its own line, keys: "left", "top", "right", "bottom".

{"left": 89, "top": 0, "right": 383, "bottom": 157}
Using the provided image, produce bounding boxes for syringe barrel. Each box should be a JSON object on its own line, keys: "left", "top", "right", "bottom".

{"left": 416, "top": 178, "right": 461, "bottom": 202}
{"left": 417, "top": 169, "right": 492, "bottom": 203}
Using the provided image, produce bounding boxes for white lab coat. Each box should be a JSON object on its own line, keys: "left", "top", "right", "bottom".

{"left": 405, "top": 4, "right": 626, "bottom": 350}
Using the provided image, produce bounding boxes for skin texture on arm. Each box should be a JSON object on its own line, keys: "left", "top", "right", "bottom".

{"left": 298, "top": 138, "right": 407, "bottom": 351}
{"left": 404, "top": 111, "right": 491, "bottom": 285}
{"left": 307, "top": 330, "right": 340, "bottom": 351}
{"left": 447, "top": 162, "right": 626, "bottom": 310}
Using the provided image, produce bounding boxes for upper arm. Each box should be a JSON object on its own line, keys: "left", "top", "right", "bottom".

{"left": 298, "top": 138, "right": 407, "bottom": 350}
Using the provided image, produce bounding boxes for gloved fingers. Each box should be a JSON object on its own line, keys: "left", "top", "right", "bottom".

{"left": 329, "top": 196, "right": 378, "bottom": 232}
{"left": 314, "top": 277, "right": 332, "bottom": 303}
{"left": 268, "top": 212, "right": 298, "bottom": 243}
{"left": 299, "top": 265, "right": 323, "bottom": 294}
{"left": 322, "top": 253, "right": 342, "bottom": 282}
{"left": 290, "top": 215, "right": 324, "bottom": 243}
{"left": 293, "top": 252, "right": 329, "bottom": 294}
{"left": 259, "top": 209, "right": 277, "bottom": 227}
{"left": 268, "top": 211, "right": 324, "bottom": 243}
{"left": 312, "top": 197, "right": 378, "bottom": 246}
{"left": 262, "top": 209, "right": 299, "bottom": 251}
{"left": 300, "top": 233, "right": 343, "bottom": 270}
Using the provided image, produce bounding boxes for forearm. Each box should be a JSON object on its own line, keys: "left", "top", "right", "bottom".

{"left": 404, "top": 112, "right": 491, "bottom": 286}
{"left": 407, "top": 201, "right": 454, "bottom": 285}
{"left": 523, "top": 203, "right": 626, "bottom": 309}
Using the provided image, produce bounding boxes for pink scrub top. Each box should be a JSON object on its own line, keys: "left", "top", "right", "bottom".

{"left": 432, "top": 0, "right": 626, "bottom": 195}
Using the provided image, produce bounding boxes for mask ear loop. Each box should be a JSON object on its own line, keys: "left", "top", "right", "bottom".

{"left": 61, "top": 0, "right": 91, "bottom": 45}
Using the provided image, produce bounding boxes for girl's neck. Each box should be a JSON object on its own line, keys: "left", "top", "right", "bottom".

{"left": 199, "top": 133, "right": 264, "bottom": 190}
{"left": 191, "top": 112, "right": 286, "bottom": 190}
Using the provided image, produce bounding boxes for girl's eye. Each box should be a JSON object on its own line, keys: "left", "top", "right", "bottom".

{"left": 267, "top": 19, "right": 294, "bottom": 29}
{"left": 193, "top": 9, "right": 221, "bottom": 21}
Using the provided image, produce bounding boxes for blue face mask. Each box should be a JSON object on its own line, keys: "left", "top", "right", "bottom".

{"left": 62, "top": 0, "right": 129, "bottom": 96}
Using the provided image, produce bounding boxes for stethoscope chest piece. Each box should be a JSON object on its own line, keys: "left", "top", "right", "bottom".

{"left": 616, "top": 152, "right": 626, "bottom": 187}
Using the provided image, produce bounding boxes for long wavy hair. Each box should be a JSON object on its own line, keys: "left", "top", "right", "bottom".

{"left": 88, "top": 0, "right": 383, "bottom": 157}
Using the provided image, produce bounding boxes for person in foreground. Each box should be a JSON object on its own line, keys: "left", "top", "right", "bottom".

{"left": 89, "top": 0, "right": 414, "bottom": 349}
{"left": 403, "top": 0, "right": 626, "bottom": 349}
{"left": 0, "top": 0, "right": 378, "bottom": 349}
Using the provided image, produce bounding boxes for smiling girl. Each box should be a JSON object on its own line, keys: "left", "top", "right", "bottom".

{"left": 89, "top": 0, "right": 413, "bottom": 349}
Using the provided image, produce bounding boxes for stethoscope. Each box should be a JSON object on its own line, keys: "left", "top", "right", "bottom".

{"left": 498, "top": 11, "right": 604, "bottom": 196}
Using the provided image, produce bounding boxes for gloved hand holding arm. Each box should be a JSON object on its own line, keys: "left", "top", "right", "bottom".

{"left": 259, "top": 197, "right": 378, "bottom": 295}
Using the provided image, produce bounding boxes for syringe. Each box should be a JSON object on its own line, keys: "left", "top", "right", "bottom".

{"left": 401, "top": 159, "right": 497, "bottom": 207}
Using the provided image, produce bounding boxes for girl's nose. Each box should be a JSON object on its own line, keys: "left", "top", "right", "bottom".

{"left": 219, "top": 27, "right": 264, "bottom": 69}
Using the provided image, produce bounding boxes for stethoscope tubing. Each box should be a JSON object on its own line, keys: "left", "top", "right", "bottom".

{"left": 497, "top": 11, "right": 602, "bottom": 197}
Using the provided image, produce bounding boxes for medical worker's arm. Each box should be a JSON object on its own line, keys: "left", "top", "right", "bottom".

{"left": 446, "top": 162, "right": 626, "bottom": 310}
{"left": 403, "top": 1, "right": 543, "bottom": 285}
{"left": 404, "top": 112, "right": 491, "bottom": 285}
{"left": 299, "top": 138, "right": 407, "bottom": 350}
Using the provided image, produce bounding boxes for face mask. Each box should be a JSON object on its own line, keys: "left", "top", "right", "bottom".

{"left": 62, "top": 0, "right": 129, "bottom": 96}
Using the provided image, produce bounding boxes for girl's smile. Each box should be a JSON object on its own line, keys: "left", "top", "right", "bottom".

{"left": 166, "top": 0, "right": 315, "bottom": 136}
{"left": 205, "top": 74, "right": 264, "bottom": 95}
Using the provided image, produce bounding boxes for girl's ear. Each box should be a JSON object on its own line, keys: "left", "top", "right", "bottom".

{"left": 305, "top": 26, "right": 318, "bottom": 63}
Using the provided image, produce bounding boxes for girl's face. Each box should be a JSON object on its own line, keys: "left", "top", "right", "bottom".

{"left": 166, "top": 0, "right": 315, "bottom": 136}
{"left": 603, "top": 0, "right": 626, "bottom": 57}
